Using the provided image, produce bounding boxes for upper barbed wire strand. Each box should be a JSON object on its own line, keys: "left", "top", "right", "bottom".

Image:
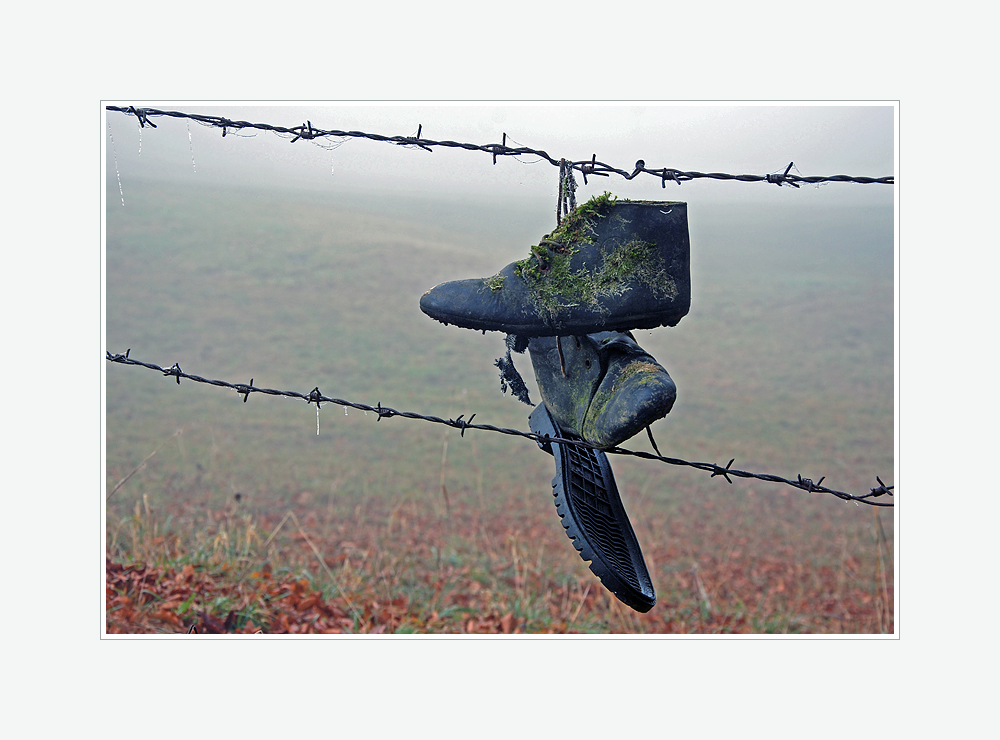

{"left": 106, "top": 106, "right": 894, "bottom": 188}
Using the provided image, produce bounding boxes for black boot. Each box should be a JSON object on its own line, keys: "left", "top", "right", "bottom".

{"left": 419, "top": 194, "right": 691, "bottom": 337}
{"left": 527, "top": 331, "right": 676, "bottom": 449}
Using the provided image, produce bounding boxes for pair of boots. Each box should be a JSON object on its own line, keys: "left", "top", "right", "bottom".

{"left": 420, "top": 194, "right": 690, "bottom": 449}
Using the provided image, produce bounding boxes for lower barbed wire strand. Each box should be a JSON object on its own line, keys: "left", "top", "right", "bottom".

{"left": 105, "top": 351, "right": 893, "bottom": 507}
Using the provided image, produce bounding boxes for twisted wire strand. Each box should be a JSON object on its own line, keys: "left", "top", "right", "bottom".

{"left": 106, "top": 350, "right": 894, "bottom": 507}
{"left": 106, "top": 106, "right": 894, "bottom": 188}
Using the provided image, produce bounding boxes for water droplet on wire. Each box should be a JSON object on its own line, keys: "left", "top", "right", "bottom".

{"left": 187, "top": 122, "right": 197, "bottom": 173}
{"left": 107, "top": 121, "right": 124, "bottom": 206}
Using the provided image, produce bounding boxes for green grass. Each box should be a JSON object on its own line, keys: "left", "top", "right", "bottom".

{"left": 106, "top": 178, "right": 894, "bottom": 633}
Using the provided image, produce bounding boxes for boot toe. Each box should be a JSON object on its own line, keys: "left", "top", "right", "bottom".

{"left": 583, "top": 362, "right": 677, "bottom": 448}
{"left": 419, "top": 265, "right": 557, "bottom": 336}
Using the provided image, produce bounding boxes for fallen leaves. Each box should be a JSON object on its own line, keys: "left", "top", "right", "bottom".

{"left": 107, "top": 559, "right": 348, "bottom": 634}
{"left": 106, "top": 491, "right": 893, "bottom": 634}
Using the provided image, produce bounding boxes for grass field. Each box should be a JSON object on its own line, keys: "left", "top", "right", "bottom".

{"left": 105, "top": 178, "right": 894, "bottom": 634}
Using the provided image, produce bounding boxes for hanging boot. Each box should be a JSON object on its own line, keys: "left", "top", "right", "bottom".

{"left": 528, "top": 330, "right": 676, "bottom": 449}
{"left": 419, "top": 194, "right": 691, "bottom": 337}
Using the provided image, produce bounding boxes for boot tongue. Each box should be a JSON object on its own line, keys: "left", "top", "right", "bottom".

{"left": 526, "top": 335, "right": 603, "bottom": 437}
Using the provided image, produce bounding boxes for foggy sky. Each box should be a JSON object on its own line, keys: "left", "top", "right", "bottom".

{"left": 104, "top": 103, "right": 895, "bottom": 209}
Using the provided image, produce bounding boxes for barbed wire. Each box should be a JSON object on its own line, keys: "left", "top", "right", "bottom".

{"left": 106, "top": 350, "right": 894, "bottom": 507}
{"left": 104, "top": 106, "right": 894, "bottom": 509}
{"left": 105, "top": 106, "right": 894, "bottom": 189}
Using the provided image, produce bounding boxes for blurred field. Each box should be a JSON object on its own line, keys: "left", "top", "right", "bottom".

{"left": 105, "top": 179, "right": 894, "bottom": 634}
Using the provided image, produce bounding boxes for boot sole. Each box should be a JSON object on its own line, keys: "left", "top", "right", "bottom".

{"left": 423, "top": 302, "right": 684, "bottom": 337}
{"left": 528, "top": 403, "right": 656, "bottom": 613}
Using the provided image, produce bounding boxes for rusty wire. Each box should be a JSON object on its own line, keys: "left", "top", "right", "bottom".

{"left": 105, "top": 105, "right": 894, "bottom": 189}
{"left": 106, "top": 350, "right": 894, "bottom": 507}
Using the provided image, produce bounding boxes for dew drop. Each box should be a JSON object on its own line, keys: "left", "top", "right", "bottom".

{"left": 107, "top": 121, "right": 124, "bottom": 206}
{"left": 187, "top": 122, "right": 197, "bottom": 173}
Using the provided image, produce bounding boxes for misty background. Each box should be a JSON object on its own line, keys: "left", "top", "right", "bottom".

{"left": 104, "top": 102, "right": 896, "bottom": 481}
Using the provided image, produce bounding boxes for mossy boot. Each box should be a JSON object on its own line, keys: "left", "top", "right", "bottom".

{"left": 419, "top": 194, "right": 691, "bottom": 337}
{"left": 528, "top": 331, "right": 676, "bottom": 449}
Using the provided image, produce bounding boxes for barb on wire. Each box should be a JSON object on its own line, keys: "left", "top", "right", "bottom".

{"left": 127, "top": 105, "right": 157, "bottom": 129}
{"left": 767, "top": 162, "right": 800, "bottom": 188}
{"left": 106, "top": 351, "right": 893, "bottom": 507}
{"left": 106, "top": 106, "right": 894, "bottom": 188}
